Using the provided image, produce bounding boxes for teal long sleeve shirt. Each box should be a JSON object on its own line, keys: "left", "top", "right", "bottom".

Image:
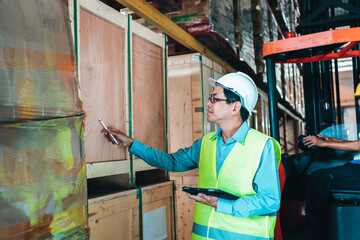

{"left": 129, "top": 122, "right": 280, "bottom": 218}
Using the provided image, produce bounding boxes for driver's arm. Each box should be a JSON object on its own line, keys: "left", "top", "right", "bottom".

{"left": 304, "top": 135, "right": 360, "bottom": 151}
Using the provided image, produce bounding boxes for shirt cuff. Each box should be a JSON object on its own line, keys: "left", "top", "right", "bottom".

{"left": 128, "top": 140, "right": 143, "bottom": 155}
{"left": 216, "top": 198, "right": 234, "bottom": 215}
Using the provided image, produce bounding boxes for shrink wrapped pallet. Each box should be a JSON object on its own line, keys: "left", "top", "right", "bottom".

{"left": 252, "top": 0, "right": 270, "bottom": 81}
{"left": 0, "top": 0, "right": 82, "bottom": 122}
{"left": 289, "top": 63, "right": 295, "bottom": 108}
{"left": 300, "top": 74, "right": 305, "bottom": 117}
{"left": 283, "top": 63, "right": 290, "bottom": 103}
{"left": 0, "top": 116, "right": 88, "bottom": 239}
{"left": 270, "top": 0, "right": 290, "bottom": 33}
{"left": 269, "top": 7, "right": 284, "bottom": 97}
{"left": 234, "top": 0, "right": 256, "bottom": 72}
{"left": 168, "top": 0, "right": 236, "bottom": 53}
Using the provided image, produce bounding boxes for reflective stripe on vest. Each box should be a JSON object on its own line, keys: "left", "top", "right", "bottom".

{"left": 192, "top": 129, "right": 281, "bottom": 240}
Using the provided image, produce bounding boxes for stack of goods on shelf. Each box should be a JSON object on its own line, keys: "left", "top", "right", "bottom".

{"left": 283, "top": 63, "right": 291, "bottom": 104}
{"left": 269, "top": 0, "right": 299, "bottom": 33}
{"left": 294, "top": 66, "right": 305, "bottom": 117}
{"left": 268, "top": 5, "right": 284, "bottom": 97}
{"left": 251, "top": 0, "right": 271, "bottom": 81}
{"left": 234, "top": 0, "right": 256, "bottom": 73}
{"left": 282, "top": 63, "right": 303, "bottom": 114}
{"left": 166, "top": 0, "right": 236, "bottom": 62}
{"left": 0, "top": 0, "right": 88, "bottom": 239}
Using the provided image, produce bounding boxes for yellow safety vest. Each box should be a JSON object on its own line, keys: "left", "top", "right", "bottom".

{"left": 192, "top": 129, "right": 281, "bottom": 240}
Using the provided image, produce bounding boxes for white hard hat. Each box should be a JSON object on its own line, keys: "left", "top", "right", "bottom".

{"left": 208, "top": 72, "right": 258, "bottom": 114}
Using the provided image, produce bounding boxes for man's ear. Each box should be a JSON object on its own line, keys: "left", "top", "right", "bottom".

{"left": 233, "top": 101, "right": 242, "bottom": 114}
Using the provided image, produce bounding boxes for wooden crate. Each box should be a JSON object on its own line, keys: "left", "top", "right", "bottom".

{"left": 88, "top": 181, "right": 175, "bottom": 240}
{"left": 69, "top": 0, "right": 166, "bottom": 180}
{"left": 167, "top": 53, "right": 235, "bottom": 239}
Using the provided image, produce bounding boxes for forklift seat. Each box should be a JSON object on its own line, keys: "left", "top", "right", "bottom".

{"left": 327, "top": 189, "right": 360, "bottom": 240}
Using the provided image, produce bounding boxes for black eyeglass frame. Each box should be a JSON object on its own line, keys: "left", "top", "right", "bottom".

{"left": 208, "top": 96, "right": 227, "bottom": 104}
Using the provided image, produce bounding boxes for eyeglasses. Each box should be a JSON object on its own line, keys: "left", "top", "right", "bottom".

{"left": 208, "top": 96, "right": 227, "bottom": 104}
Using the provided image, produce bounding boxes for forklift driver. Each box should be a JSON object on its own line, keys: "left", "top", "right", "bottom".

{"left": 299, "top": 84, "right": 360, "bottom": 240}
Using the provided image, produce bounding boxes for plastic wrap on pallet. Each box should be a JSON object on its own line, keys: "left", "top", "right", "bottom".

{"left": 0, "top": 0, "right": 83, "bottom": 122}
{"left": 235, "top": 0, "right": 256, "bottom": 72}
{"left": 269, "top": 8, "right": 279, "bottom": 42}
{"left": 283, "top": 63, "right": 290, "bottom": 103}
{"left": 288, "top": 0, "right": 299, "bottom": 32}
{"left": 300, "top": 74, "right": 305, "bottom": 117}
{"left": 252, "top": 0, "right": 270, "bottom": 80}
{"left": 289, "top": 63, "right": 295, "bottom": 108}
{"left": 168, "top": 0, "right": 235, "bottom": 52}
{"left": 0, "top": 116, "right": 88, "bottom": 239}
{"left": 276, "top": 64, "right": 283, "bottom": 98}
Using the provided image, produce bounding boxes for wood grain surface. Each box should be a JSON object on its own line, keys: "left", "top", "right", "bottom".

{"left": 132, "top": 34, "right": 166, "bottom": 151}
{"left": 80, "top": 9, "right": 127, "bottom": 163}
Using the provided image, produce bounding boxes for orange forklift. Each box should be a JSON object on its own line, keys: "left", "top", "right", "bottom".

{"left": 263, "top": 27, "right": 360, "bottom": 240}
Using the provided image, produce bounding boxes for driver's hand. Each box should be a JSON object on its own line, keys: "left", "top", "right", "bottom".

{"left": 303, "top": 135, "right": 326, "bottom": 148}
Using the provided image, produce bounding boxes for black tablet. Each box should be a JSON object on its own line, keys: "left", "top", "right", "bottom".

{"left": 182, "top": 187, "right": 239, "bottom": 200}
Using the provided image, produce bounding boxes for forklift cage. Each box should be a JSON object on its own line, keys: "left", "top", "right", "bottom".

{"left": 263, "top": 27, "right": 360, "bottom": 142}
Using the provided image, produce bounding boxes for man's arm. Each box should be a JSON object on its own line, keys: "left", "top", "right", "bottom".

{"left": 216, "top": 139, "right": 280, "bottom": 217}
{"left": 104, "top": 128, "right": 201, "bottom": 172}
{"left": 303, "top": 135, "right": 360, "bottom": 151}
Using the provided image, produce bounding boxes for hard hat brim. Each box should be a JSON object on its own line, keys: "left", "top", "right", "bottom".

{"left": 208, "top": 78, "right": 217, "bottom": 87}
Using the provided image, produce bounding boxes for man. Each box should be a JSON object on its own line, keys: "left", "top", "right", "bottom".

{"left": 301, "top": 134, "right": 360, "bottom": 240}
{"left": 104, "top": 72, "right": 281, "bottom": 239}
{"left": 299, "top": 84, "right": 360, "bottom": 240}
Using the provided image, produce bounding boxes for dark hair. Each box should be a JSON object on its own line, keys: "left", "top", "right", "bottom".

{"left": 223, "top": 88, "right": 249, "bottom": 121}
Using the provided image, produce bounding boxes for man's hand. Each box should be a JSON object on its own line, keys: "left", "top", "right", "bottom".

{"left": 186, "top": 193, "right": 218, "bottom": 208}
{"left": 317, "top": 134, "right": 329, "bottom": 141}
{"left": 303, "top": 135, "right": 326, "bottom": 148}
{"left": 102, "top": 128, "right": 134, "bottom": 147}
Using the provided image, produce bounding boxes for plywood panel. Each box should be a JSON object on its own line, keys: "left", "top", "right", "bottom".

{"left": 132, "top": 34, "right": 166, "bottom": 151}
{"left": 89, "top": 209, "right": 133, "bottom": 240}
{"left": 168, "top": 61, "right": 195, "bottom": 152}
{"left": 88, "top": 190, "right": 139, "bottom": 240}
{"left": 173, "top": 175, "right": 198, "bottom": 240}
{"left": 143, "top": 199, "right": 173, "bottom": 240}
{"left": 80, "top": 8, "right": 126, "bottom": 163}
{"left": 142, "top": 182, "right": 174, "bottom": 240}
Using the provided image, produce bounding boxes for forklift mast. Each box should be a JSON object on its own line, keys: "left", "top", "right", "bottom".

{"left": 263, "top": 27, "right": 360, "bottom": 142}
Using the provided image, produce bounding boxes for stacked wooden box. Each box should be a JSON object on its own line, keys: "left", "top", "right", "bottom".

{"left": 75, "top": 0, "right": 167, "bottom": 185}
{"left": 0, "top": 0, "right": 88, "bottom": 239}
{"left": 88, "top": 182, "right": 175, "bottom": 240}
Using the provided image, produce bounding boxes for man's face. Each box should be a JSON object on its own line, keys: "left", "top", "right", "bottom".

{"left": 206, "top": 86, "right": 234, "bottom": 124}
